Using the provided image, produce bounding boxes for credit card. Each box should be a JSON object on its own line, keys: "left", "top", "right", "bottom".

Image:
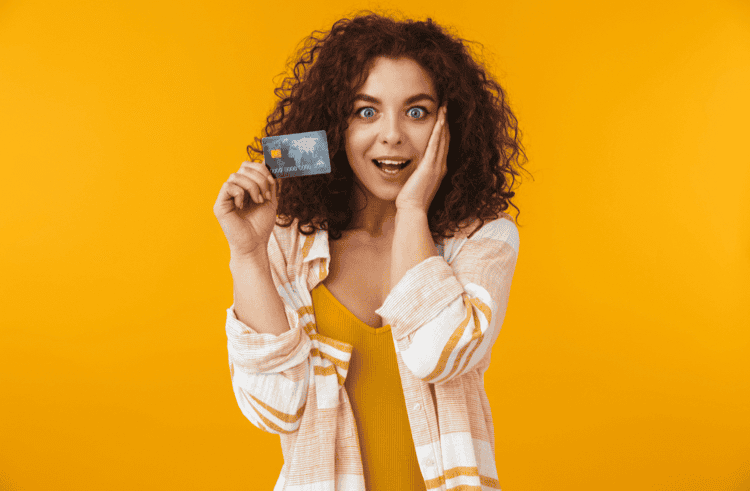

{"left": 262, "top": 130, "right": 332, "bottom": 178}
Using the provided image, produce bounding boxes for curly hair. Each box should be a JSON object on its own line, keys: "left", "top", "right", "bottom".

{"left": 247, "top": 11, "right": 529, "bottom": 241}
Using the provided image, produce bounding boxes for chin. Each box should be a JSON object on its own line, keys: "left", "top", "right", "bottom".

{"left": 355, "top": 179, "right": 401, "bottom": 204}
{"left": 368, "top": 187, "right": 401, "bottom": 203}
{"left": 378, "top": 191, "right": 401, "bottom": 203}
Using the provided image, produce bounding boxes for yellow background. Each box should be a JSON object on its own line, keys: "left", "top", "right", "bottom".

{"left": 1, "top": 0, "right": 748, "bottom": 489}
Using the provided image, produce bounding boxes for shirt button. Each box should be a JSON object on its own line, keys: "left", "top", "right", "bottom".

{"left": 414, "top": 403, "right": 421, "bottom": 411}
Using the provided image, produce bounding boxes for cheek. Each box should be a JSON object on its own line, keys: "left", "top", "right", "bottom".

{"left": 414, "top": 126, "right": 434, "bottom": 155}
{"left": 344, "top": 129, "right": 370, "bottom": 175}
{"left": 344, "top": 127, "right": 366, "bottom": 158}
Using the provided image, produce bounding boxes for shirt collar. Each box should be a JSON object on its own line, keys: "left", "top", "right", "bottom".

{"left": 302, "top": 227, "right": 330, "bottom": 264}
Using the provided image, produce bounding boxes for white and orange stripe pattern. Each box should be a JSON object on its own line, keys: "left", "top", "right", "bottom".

{"left": 225, "top": 213, "right": 519, "bottom": 490}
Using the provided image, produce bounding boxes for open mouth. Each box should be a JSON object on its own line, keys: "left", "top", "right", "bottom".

{"left": 373, "top": 159, "right": 411, "bottom": 174}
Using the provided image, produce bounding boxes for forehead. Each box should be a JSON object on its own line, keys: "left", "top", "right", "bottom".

{"left": 356, "top": 57, "right": 436, "bottom": 100}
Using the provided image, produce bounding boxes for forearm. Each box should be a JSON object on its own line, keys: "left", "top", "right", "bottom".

{"left": 230, "top": 254, "right": 291, "bottom": 336}
{"left": 381, "top": 217, "right": 520, "bottom": 384}
{"left": 390, "top": 208, "right": 439, "bottom": 291}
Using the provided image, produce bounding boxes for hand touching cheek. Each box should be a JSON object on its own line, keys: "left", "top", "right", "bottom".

{"left": 395, "top": 105, "right": 449, "bottom": 213}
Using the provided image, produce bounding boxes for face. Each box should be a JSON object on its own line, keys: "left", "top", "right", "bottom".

{"left": 344, "top": 56, "right": 439, "bottom": 203}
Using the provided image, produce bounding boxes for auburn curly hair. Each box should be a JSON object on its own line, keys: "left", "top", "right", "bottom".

{"left": 247, "top": 11, "right": 529, "bottom": 241}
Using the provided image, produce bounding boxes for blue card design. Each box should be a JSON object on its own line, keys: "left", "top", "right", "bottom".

{"left": 262, "top": 130, "right": 332, "bottom": 179}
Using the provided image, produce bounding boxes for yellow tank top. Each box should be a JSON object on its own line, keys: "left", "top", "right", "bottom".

{"left": 311, "top": 283, "right": 426, "bottom": 491}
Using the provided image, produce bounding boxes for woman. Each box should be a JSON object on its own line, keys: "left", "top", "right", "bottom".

{"left": 214, "top": 12, "right": 527, "bottom": 491}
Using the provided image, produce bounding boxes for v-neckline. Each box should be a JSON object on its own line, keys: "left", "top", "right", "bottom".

{"left": 313, "top": 283, "right": 391, "bottom": 333}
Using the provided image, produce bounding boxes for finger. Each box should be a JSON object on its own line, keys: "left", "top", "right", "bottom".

{"left": 237, "top": 166, "right": 273, "bottom": 201}
{"left": 270, "top": 174, "right": 279, "bottom": 203}
{"left": 422, "top": 111, "right": 444, "bottom": 165}
{"left": 269, "top": 175, "right": 277, "bottom": 201}
{"left": 214, "top": 181, "right": 246, "bottom": 214}
{"left": 240, "top": 161, "right": 275, "bottom": 200}
{"left": 228, "top": 171, "right": 265, "bottom": 204}
{"left": 227, "top": 182, "right": 246, "bottom": 209}
{"left": 431, "top": 106, "right": 448, "bottom": 163}
{"left": 436, "top": 124, "right": 447, "bottom": 170}
{"left": 438, "top": 110, "right": 449, "bottom": 164}
{"left": 240, "top": 160, "right": 274, "bottom": 181}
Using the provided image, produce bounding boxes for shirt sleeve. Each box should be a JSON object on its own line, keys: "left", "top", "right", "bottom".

{"left": 375, "top": 217, "right": 520, "bottom": 385}
{"left": 224, "top": 227, "right": 312, "bottom": 434}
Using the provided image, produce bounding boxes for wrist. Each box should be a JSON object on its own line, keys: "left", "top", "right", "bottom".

{"left": 229, "top": 250, "right": 270, "bottom": 271}
{"left": 395, "top": 208, "right": 429, "bottom": 230}
{"left": 395, "top": 206, "right": 429, "bottom": 218}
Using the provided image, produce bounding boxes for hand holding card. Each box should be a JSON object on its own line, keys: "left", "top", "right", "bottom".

{"left": 213, "top": 160, "right": 278, "bottom": 262}
{"left": 262, "top": 130, "right": 332, "bottom": 178}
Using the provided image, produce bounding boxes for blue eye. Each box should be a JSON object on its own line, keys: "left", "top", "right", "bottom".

{"left": 408, "top": 107, "right": 427, "bottom": 119}
{"left": 357, "top": 107, "right": 376, "bottom": 118}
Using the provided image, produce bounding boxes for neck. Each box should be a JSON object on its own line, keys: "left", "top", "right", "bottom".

{"left": 348, "top": 185, "right": 397, "bottom": 240}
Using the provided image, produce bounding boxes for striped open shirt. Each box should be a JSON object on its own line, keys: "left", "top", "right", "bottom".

{"left": 225, "top": 213, "right": 520, "bottom": 491}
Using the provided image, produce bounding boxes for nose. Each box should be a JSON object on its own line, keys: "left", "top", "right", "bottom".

{"left": 379, "top": 112, "right": 403, "bottom": 146}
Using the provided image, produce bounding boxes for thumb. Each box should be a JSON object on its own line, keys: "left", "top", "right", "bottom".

{"left": 271, "top": 178, "right": 280, "bottom": 203}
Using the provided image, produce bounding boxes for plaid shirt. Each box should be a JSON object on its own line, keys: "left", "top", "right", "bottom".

{"left": 225, "top": 213, "right": 520, "bottom": 491}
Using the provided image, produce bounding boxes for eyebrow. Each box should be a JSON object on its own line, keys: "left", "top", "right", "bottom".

{"left": 353, "top": 93, "right": 437, "bottom": 105}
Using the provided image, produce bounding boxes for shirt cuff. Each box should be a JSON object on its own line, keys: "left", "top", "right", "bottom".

{"left": 375, "top": 255, "right": 465, "bottom": 341}
{"left": 226, "top": 303, "right": 311, "bottom": 374}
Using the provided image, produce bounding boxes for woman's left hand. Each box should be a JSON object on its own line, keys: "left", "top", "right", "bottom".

{"left": 396, "top": 104, "right": 450, "bottom": 213}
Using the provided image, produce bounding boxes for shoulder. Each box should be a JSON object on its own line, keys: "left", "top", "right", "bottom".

{"left": 468, "top": 213, "right": 519, "bottom": 252}
{"left": 452, "top": 212, "right": 519, "bottom": 247}
{"left": 439, "top": 213, "right": 519, "bottom": 263}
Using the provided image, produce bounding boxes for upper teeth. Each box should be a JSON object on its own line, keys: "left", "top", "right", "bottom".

{"left": 378, "top": 160, "right": 407, "bottom": 165}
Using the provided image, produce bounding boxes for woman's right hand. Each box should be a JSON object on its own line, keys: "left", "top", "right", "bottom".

{"left": 214, "top": 160, "right": 278, "bottom": 261}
